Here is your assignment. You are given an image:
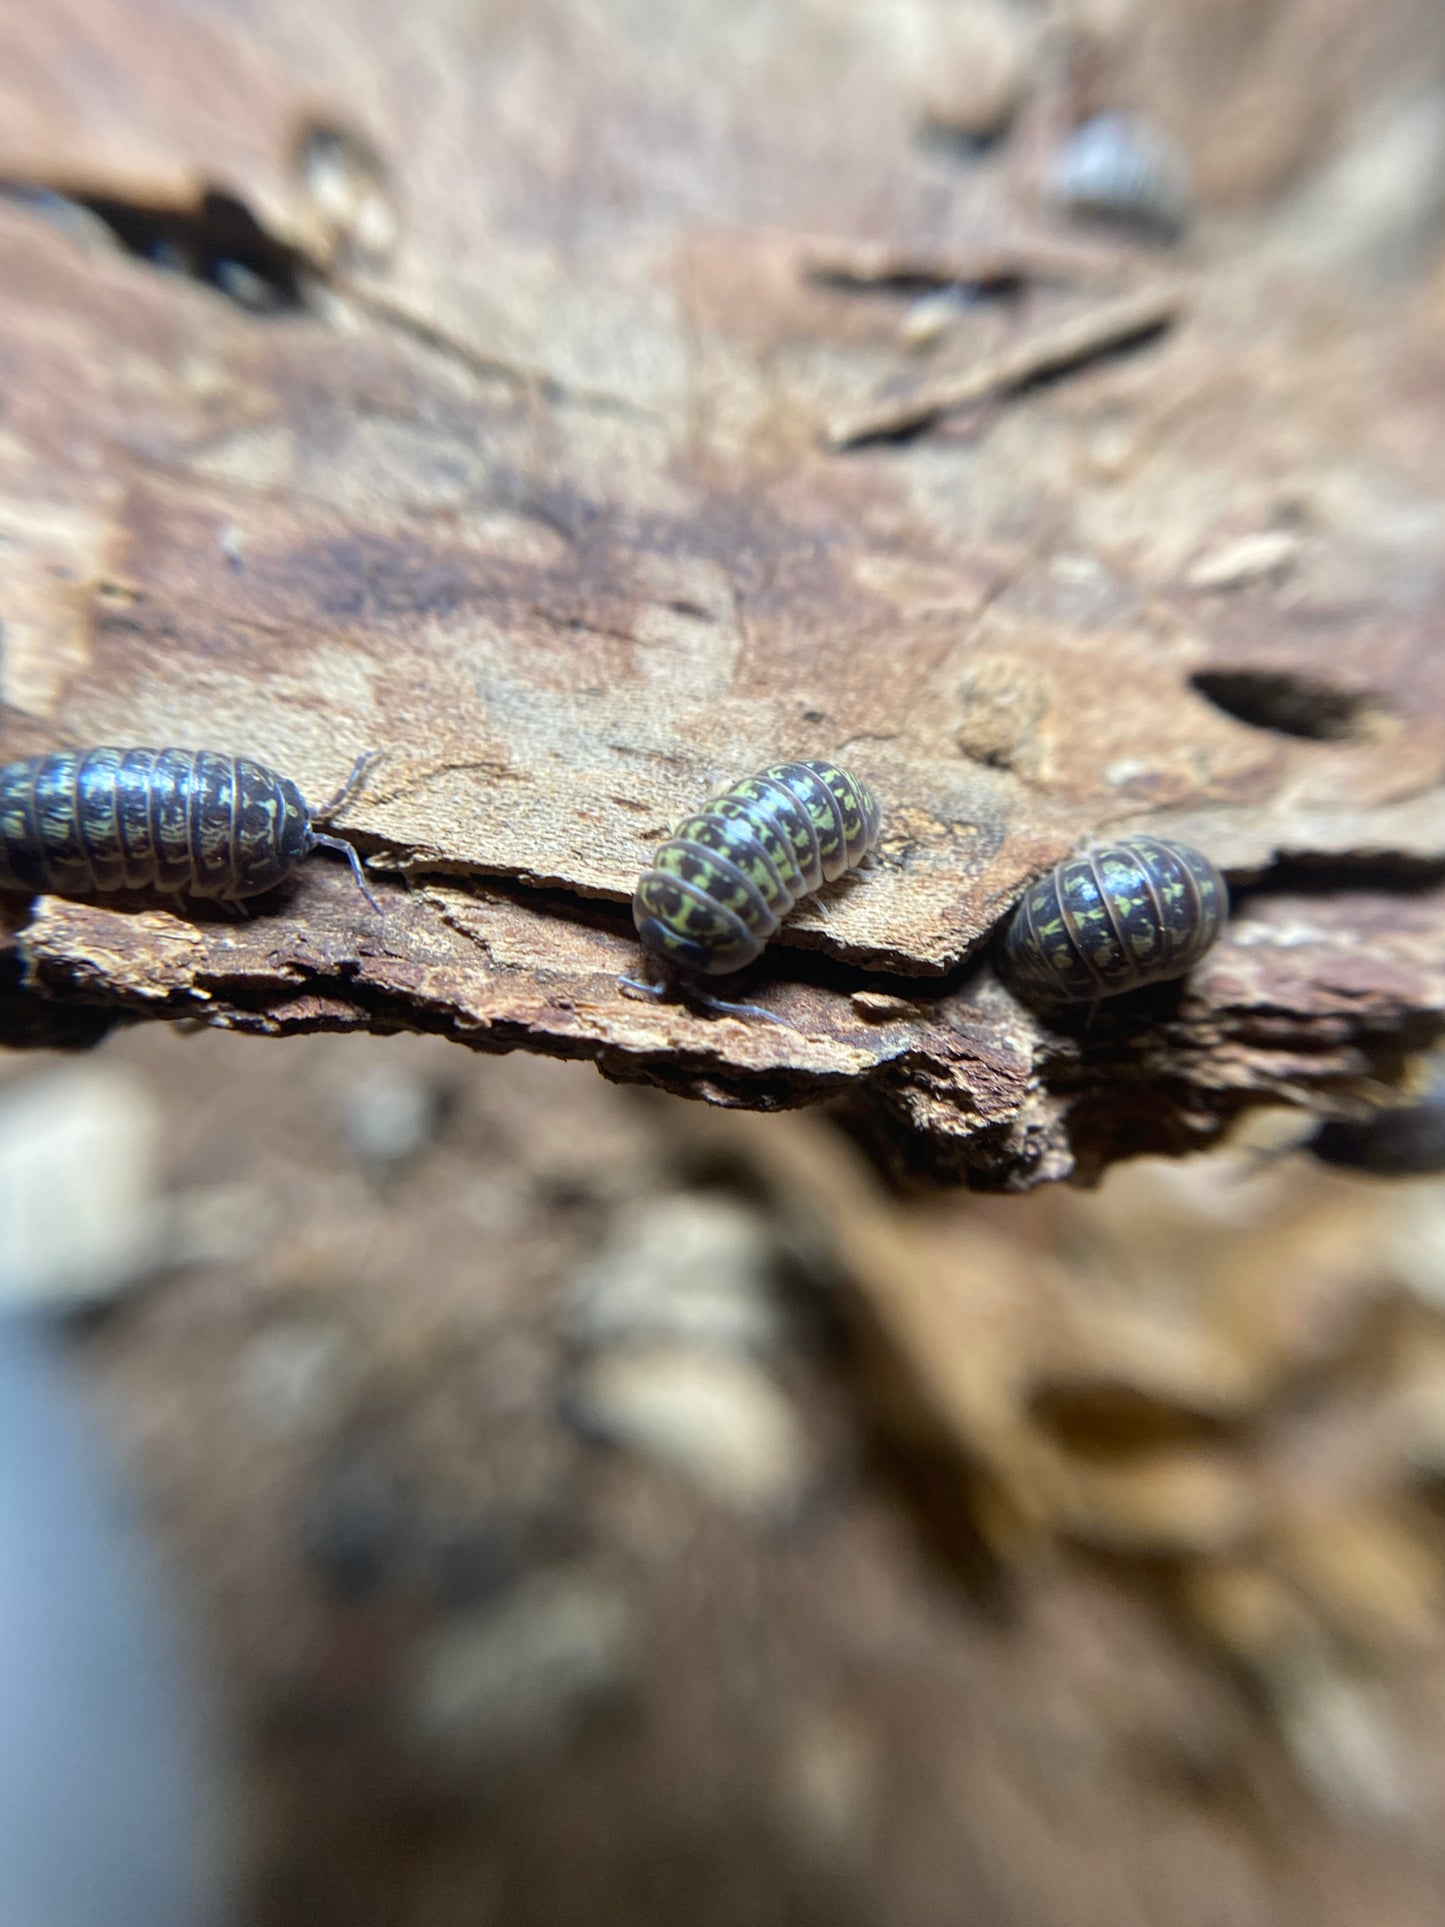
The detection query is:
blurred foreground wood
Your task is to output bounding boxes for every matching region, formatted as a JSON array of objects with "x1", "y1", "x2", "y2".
[{"x1": 1, "y1": 0, "x2": 1443, "y2": 1185}]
